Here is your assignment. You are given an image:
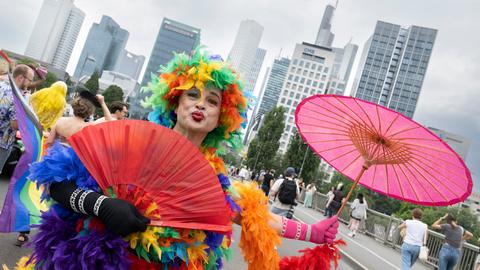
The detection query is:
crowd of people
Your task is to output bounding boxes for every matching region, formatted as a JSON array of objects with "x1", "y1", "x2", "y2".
[{"x1": 230, "y1": 165, "x2": 480, "y2": 270}]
